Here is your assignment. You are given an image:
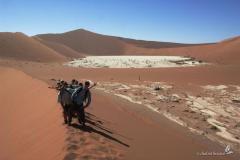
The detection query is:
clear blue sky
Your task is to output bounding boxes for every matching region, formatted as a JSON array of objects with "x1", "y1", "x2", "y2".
[{"x1": 0, "y1": 0, "x2": 239, "y2": 43}]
